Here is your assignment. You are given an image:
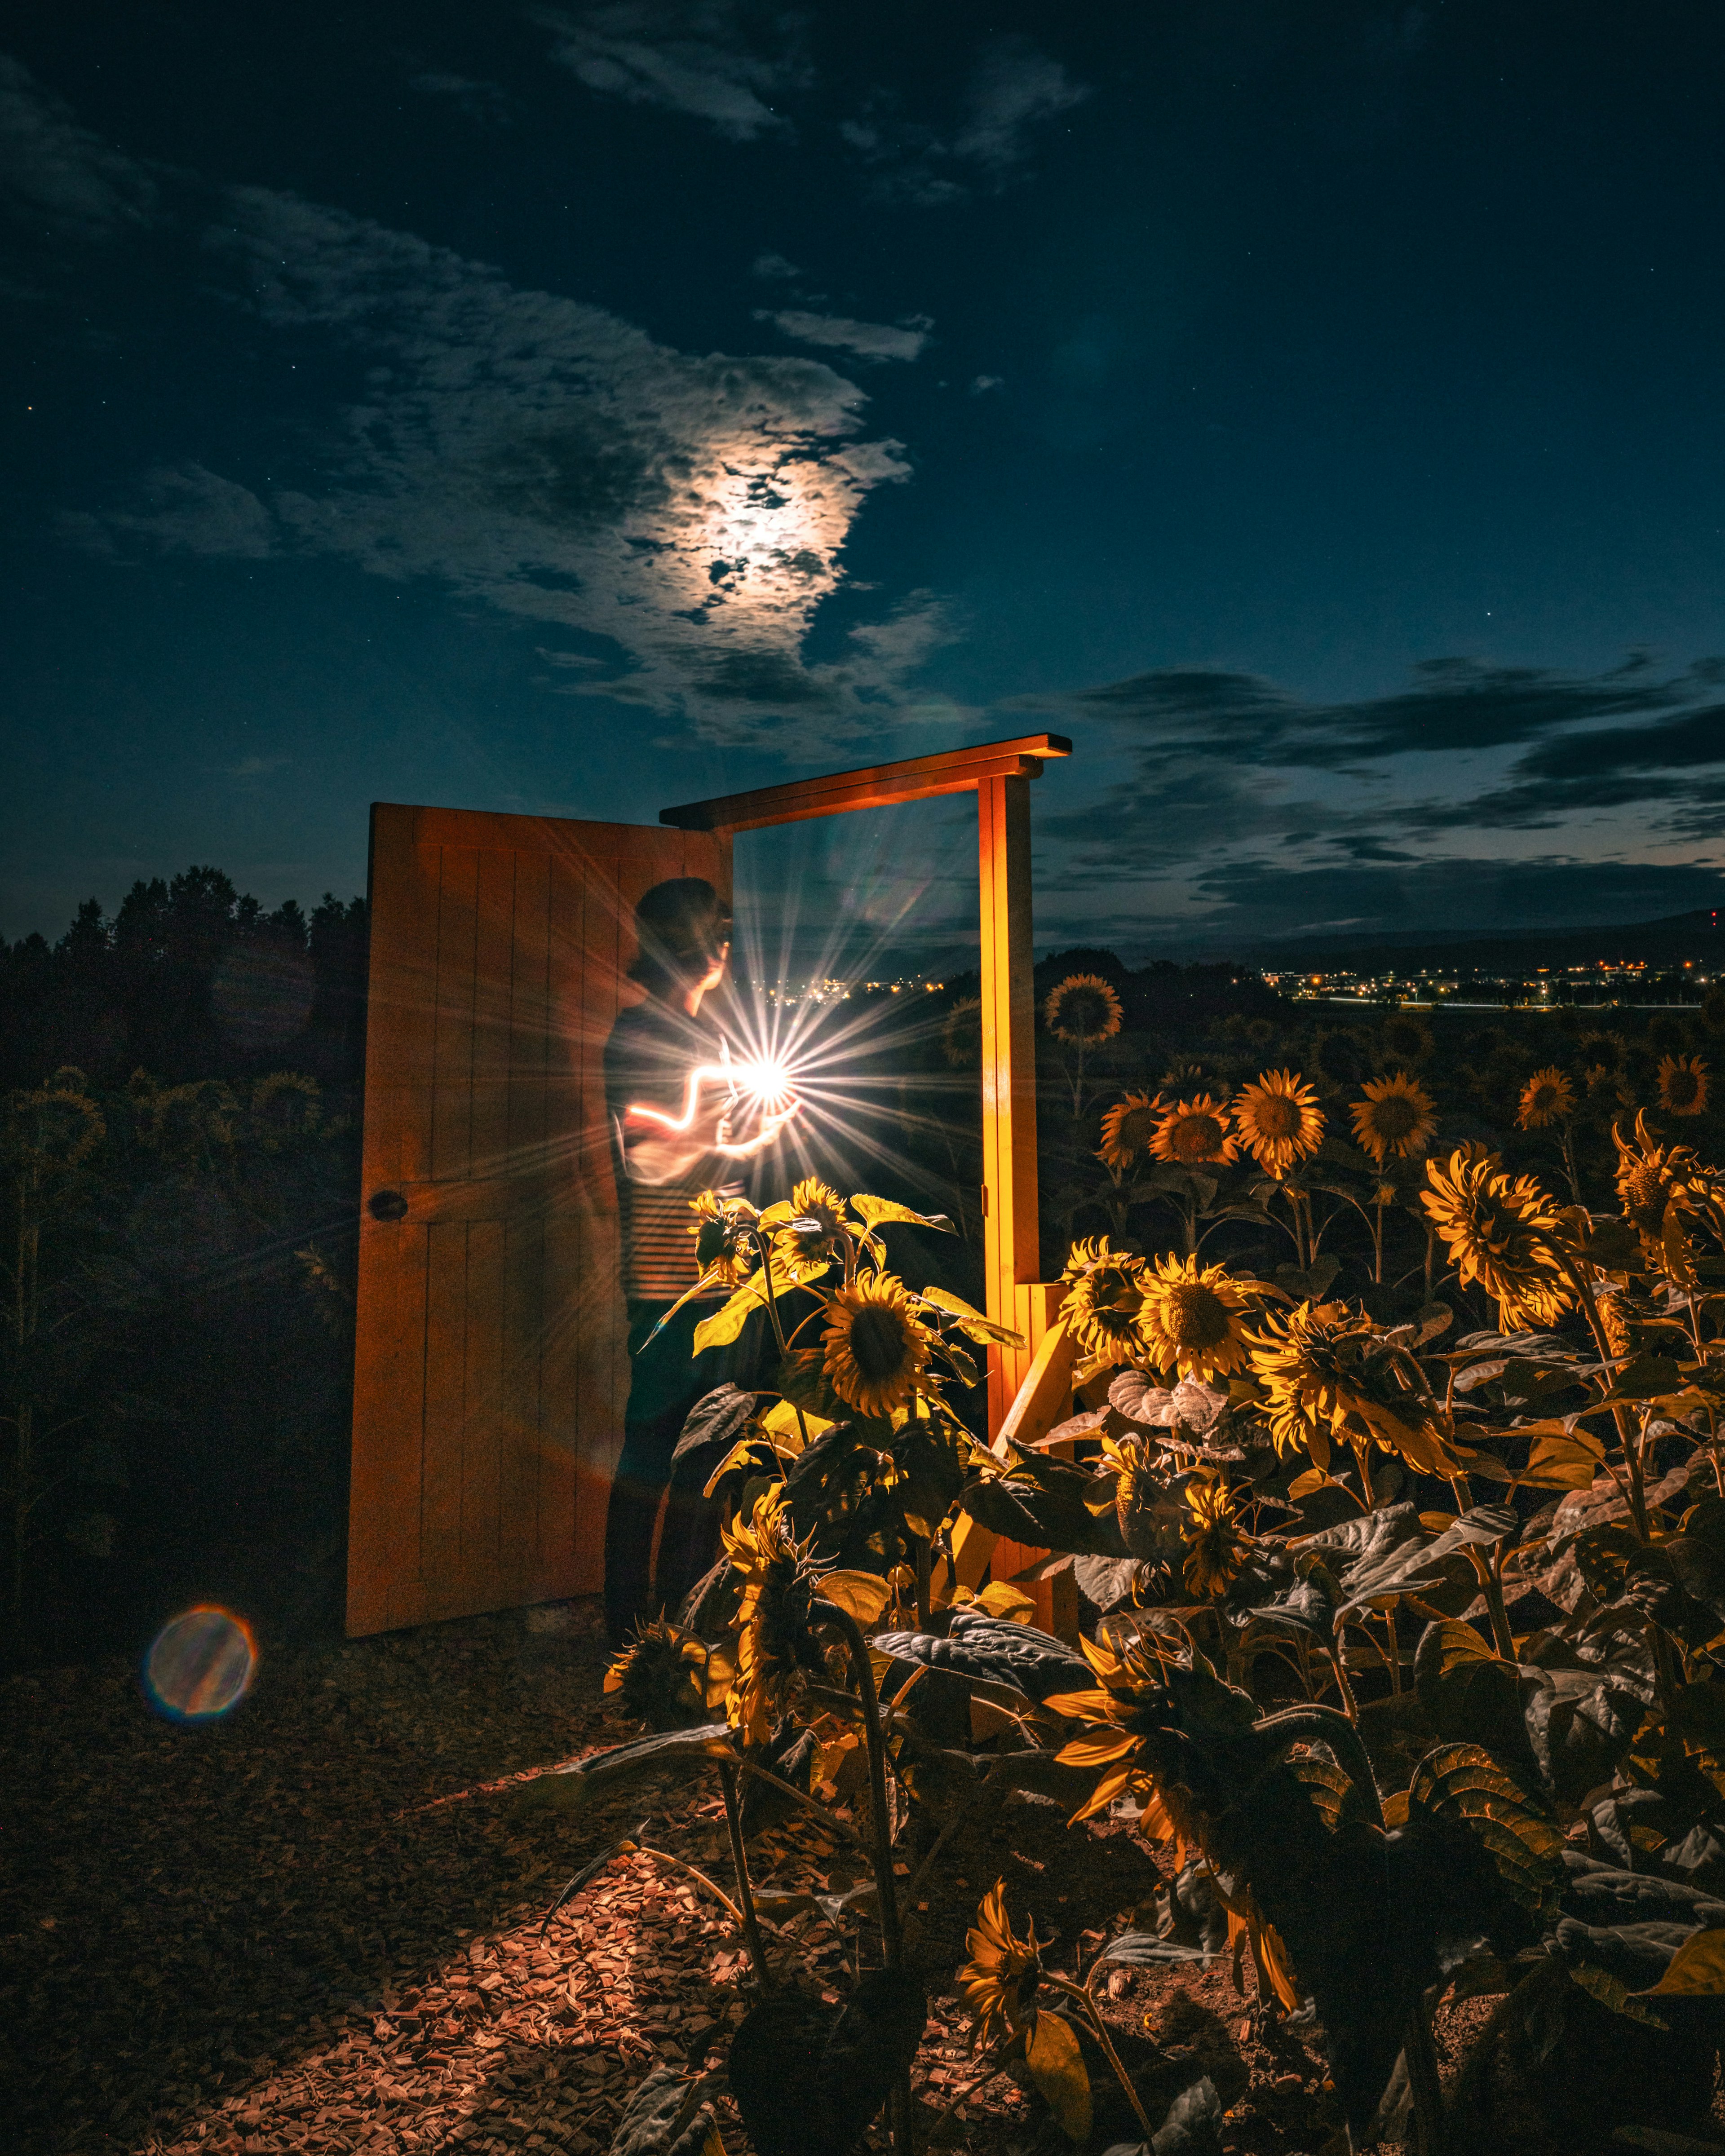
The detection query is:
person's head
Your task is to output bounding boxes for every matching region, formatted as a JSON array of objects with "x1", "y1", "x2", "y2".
[{"x1": 628, "y1": 878, "x2": 732, "y2": 1004}]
